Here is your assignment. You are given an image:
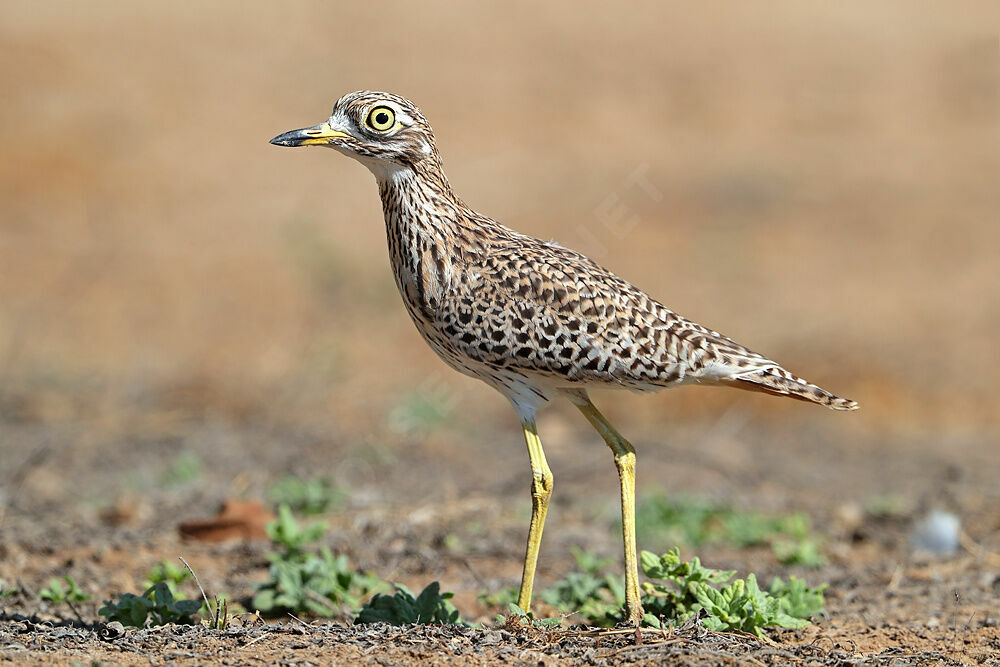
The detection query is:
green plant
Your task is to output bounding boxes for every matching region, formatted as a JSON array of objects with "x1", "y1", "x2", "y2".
[
  {"x1": 539, "y1": 547, "x2": 624, "y2": 626},
  {"x1": 267, "y1": 504, "x2": 328, "y2": 554},
  {"x1": 494, "y1": 603, "x2": 562, "y2": 629},
  {"x1": 477, "y1": 585, "x2": 519, "y2": 609},
  {"x1": 639, "y1": 549, "x2": 826, "y2": 637},
  {"x1": 252, "y1": 505, "x2": 383, "y2": 617},
  {"x1": 144, "y1": 560, "x2": 191, "y2": 596},
  {"x1": 771, "y1": 536, "x2": 826, "y2": 567},
  {"x1": 691, "y1": 574, "x2": 808, "y2": 636},
  {"x1": 767, "y1": 576, "x2": 827, "y2": 619},
  {"x1": 202, "y1": 594, "x2": 231, "y2": 631},
  {"x1": 355, "y1": 582, "x2": 466, "y2": 626},
  {"x1": 0, "y1": 579, "x2": 17, "y2": 602},
  {"x1": 637, "y1": 549, "x2": 734, "y2": 626},
  {"x1": 268, "y1": 475, "x2": 346, "y2": 515},
  {"x1": 252, "y1": 549, "x2": 380, "y2": 617},
  {"x1": 634, "y1": 495, "x2": 826, "y2": 566},
  {"x1": 159, "y1": 451, "x2": 201, "y2": 487},
  {"x1": 99, "y1": 582, "x2": 201, "y2": 627},
  {"x1": 636, "y1": 496, "x2": 725, "y2": 547},
  {"x1": 40, "y1": 576, "x2": 90, "y2": 605},
  {"x1": 170, "y1": 556, "x2": 238, "y2": 631}
]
